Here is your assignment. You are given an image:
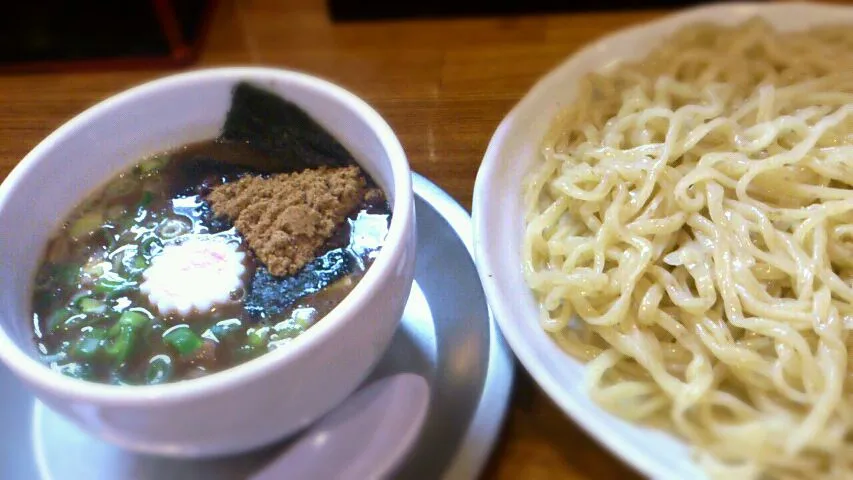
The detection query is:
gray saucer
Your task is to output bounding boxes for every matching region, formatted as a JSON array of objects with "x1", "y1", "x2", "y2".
[{"x1": 0, "y1": 173, "x2": 514, "y2": 480}]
